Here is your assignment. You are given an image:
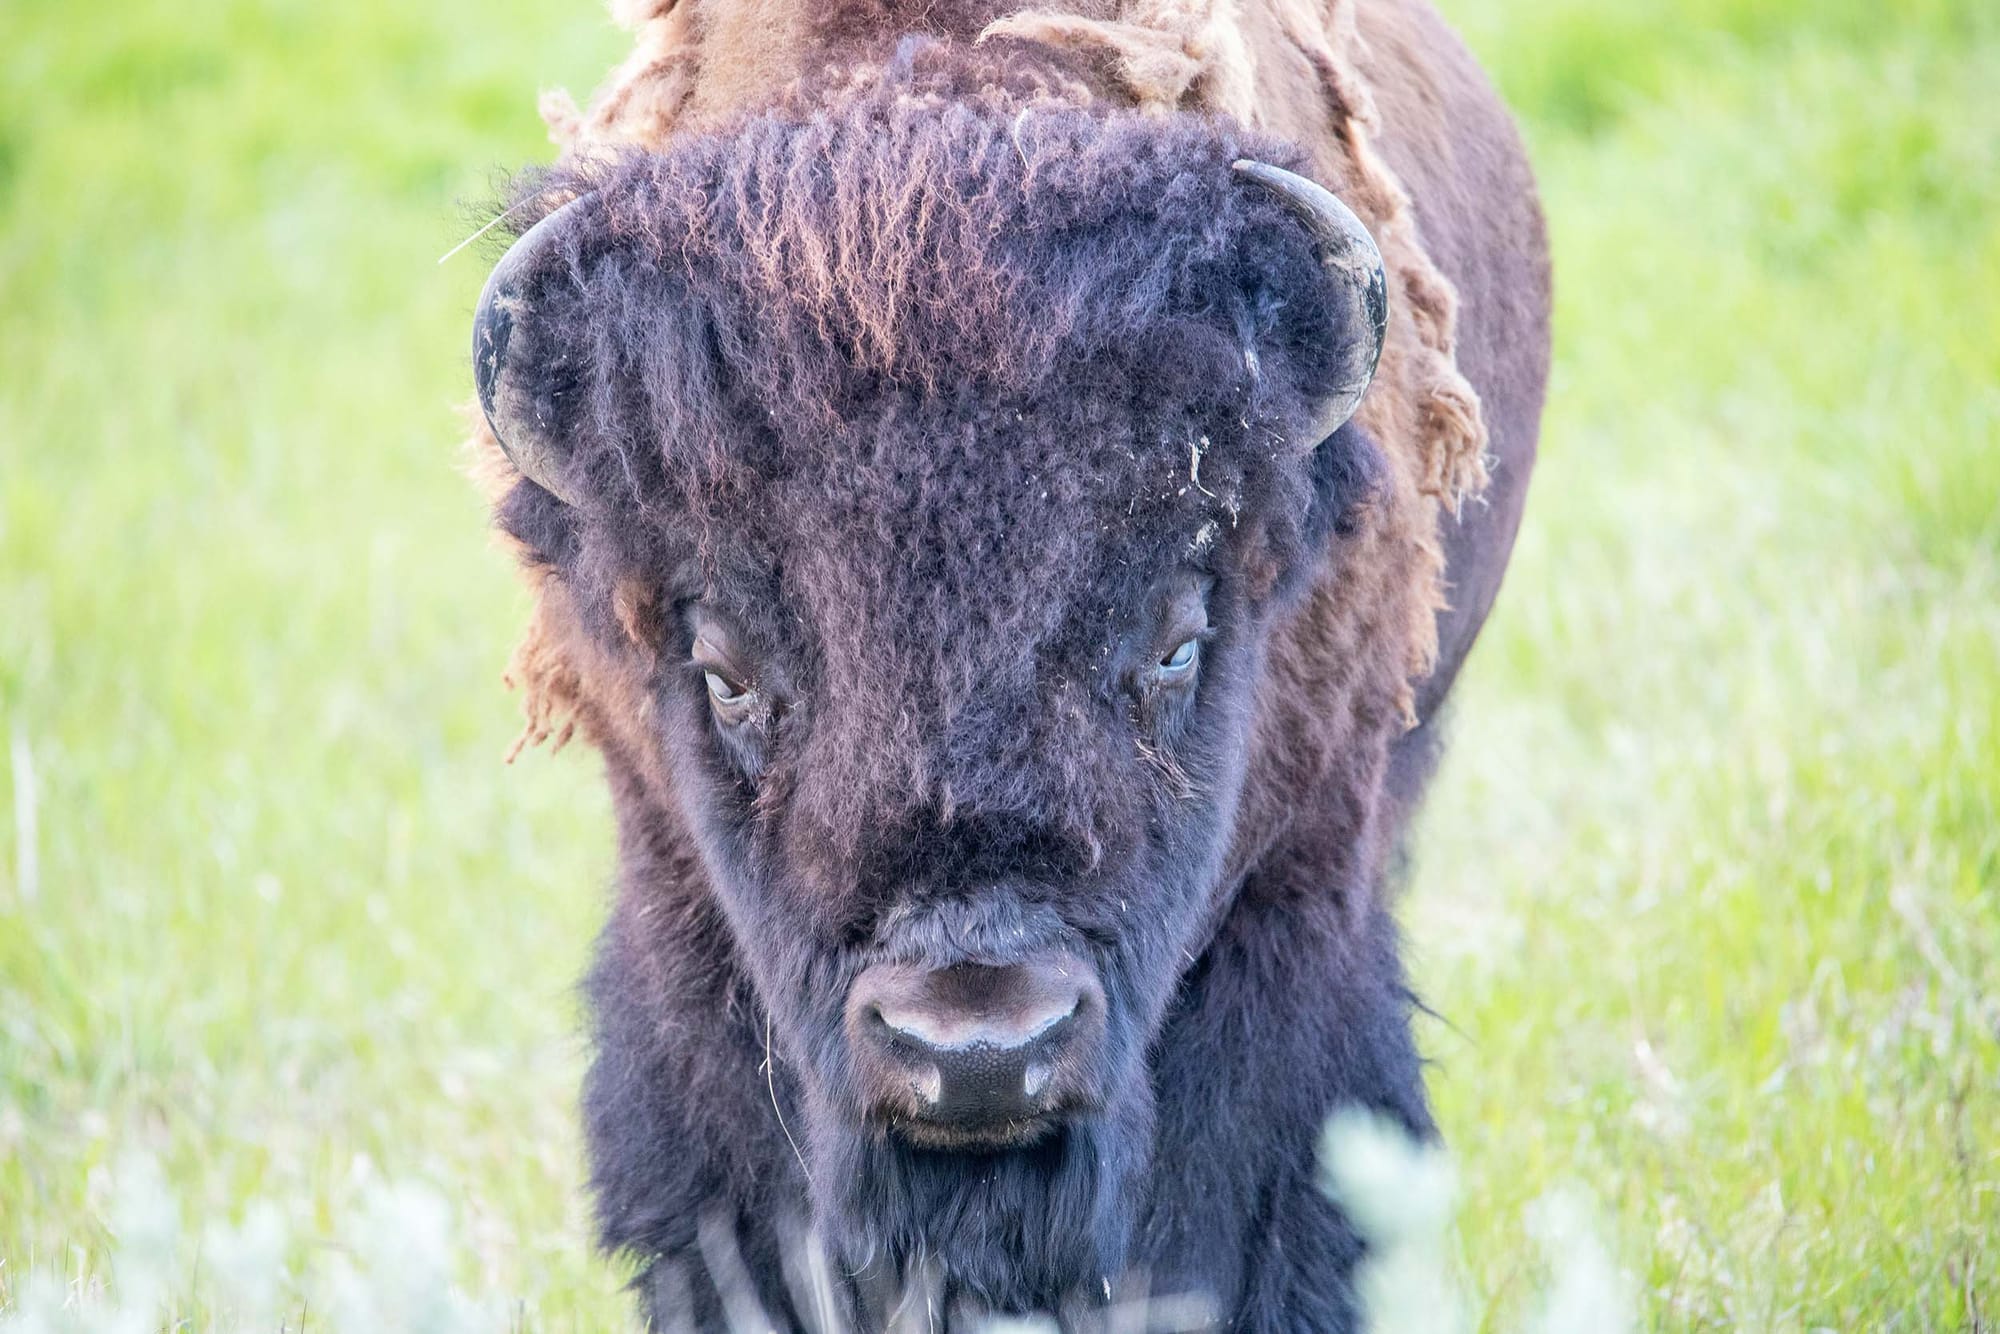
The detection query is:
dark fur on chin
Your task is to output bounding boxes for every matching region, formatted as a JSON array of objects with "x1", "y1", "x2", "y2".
[{"x1": 818, "y1": 1106, "x2": 1150, "y2": 1311}]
